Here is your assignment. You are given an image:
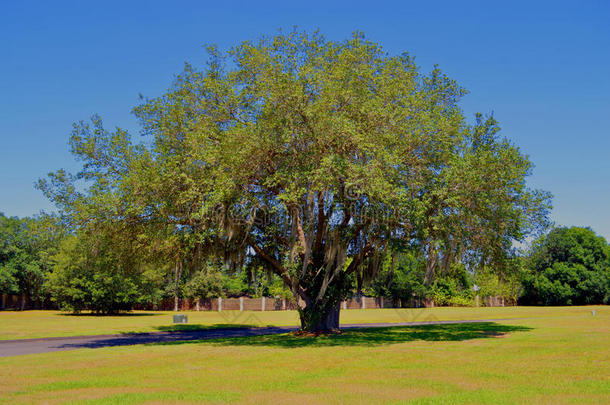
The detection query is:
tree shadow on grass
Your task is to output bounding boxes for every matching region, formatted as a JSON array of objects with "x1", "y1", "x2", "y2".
[
  {"x1": 116, "y1": 323, "x2": 263, "y2": 336},
  {"x1": 153, "y1": 322, "x2": 532, "y2": 348},
  {"x1": 153, "y1": 324, "x2": 262, "y2": 332}
]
